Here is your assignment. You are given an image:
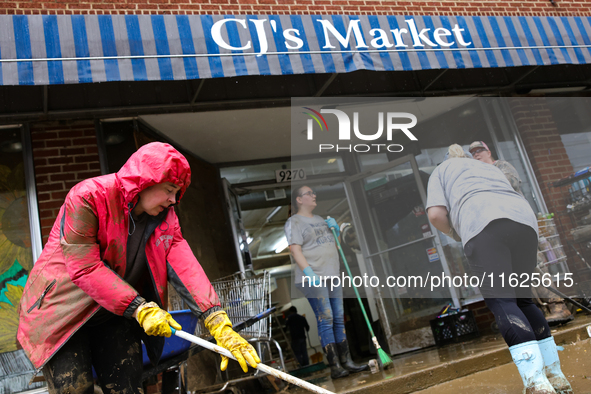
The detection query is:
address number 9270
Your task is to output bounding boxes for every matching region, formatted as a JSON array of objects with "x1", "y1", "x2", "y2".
[{"x1": 276, "y1": 169, "x2": 307, "y2": 183}]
